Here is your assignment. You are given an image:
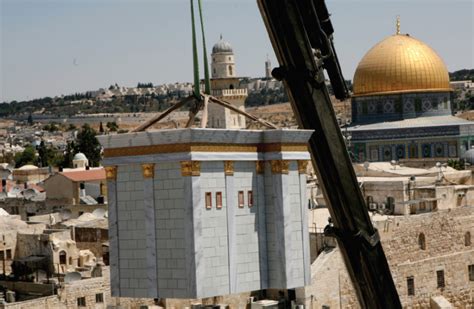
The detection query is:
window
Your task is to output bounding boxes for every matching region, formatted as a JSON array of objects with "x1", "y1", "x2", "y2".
[
  {"x1": 59, "y1": 251, "x2": 67, "y2": 265},
  {"x1": 216, "y1": 192, "x2": 223, "y2": 209},
  {"x1": 248, "y1": 191, "x2": 253, "y2": 207},
  {"x1": 469, "y1": 265, "x2": 474, "y2": 281},
  {"x1": 407, "y1": 276, "x2": 415, "y2": 296},
  {"x1": 6, "y1": 249, "x2": 11, "y2": 260},
  {"x1": 77, "y1": 297, "x2": 86, "y2": 307},
  {"x1": 418, "y1": 233, "x2": 426, "y2": 250},
  {"x1": 96, "y1": 293, "x2": 104, "y2": 303},
  {"x1": 465, "y1": 232, "x2": 471, "y2": 246},
  {"x1": 436, "y1": 270, "x2": 445, "y2": 288},
  {"x1": 0, "y1": 251, "x2": 4, "y2": 260},
  {"x1": 238, "y1": 191, "x2": 244, "y2": 208},
  {"x1": 228, "y1": 65, "x2": 233, "y2": 76},
  {"x1": 205, "y1": 192, "x2": 212, "y2": 209}
]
